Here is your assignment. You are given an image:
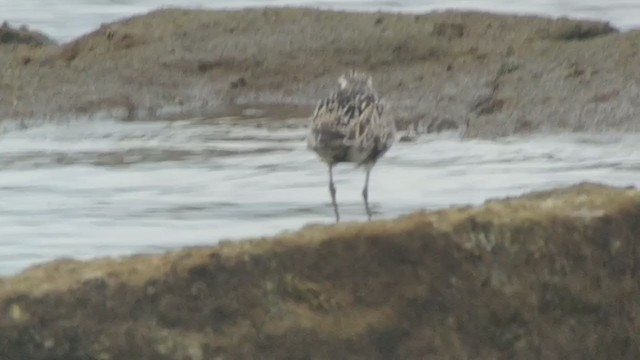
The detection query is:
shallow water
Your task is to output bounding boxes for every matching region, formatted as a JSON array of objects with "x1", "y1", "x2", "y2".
[
  {"x1": 2, "y1": 0, "x2": 639, "y2": 42},
  {"x1": 1, "y1": 109, "x2": 639, "y2": 275}
]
